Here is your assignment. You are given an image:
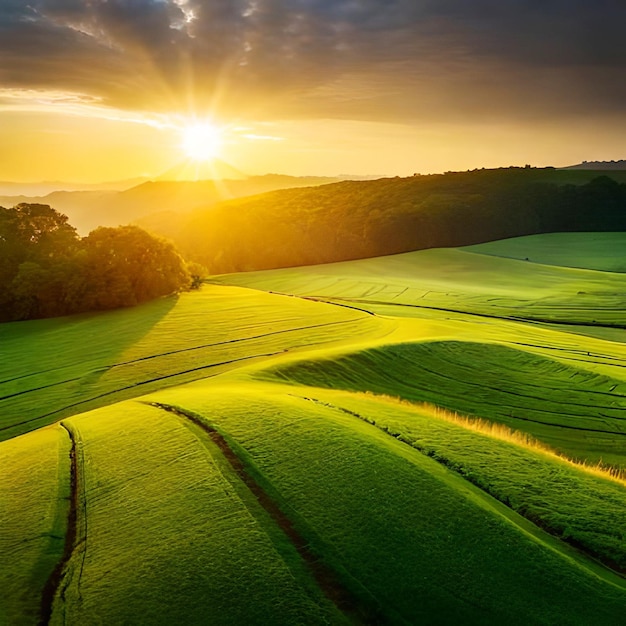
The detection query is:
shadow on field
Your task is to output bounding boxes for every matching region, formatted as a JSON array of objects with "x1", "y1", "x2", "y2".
[{"x1": 0, "y1": 295, "x2": 180, "y2": 440}]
